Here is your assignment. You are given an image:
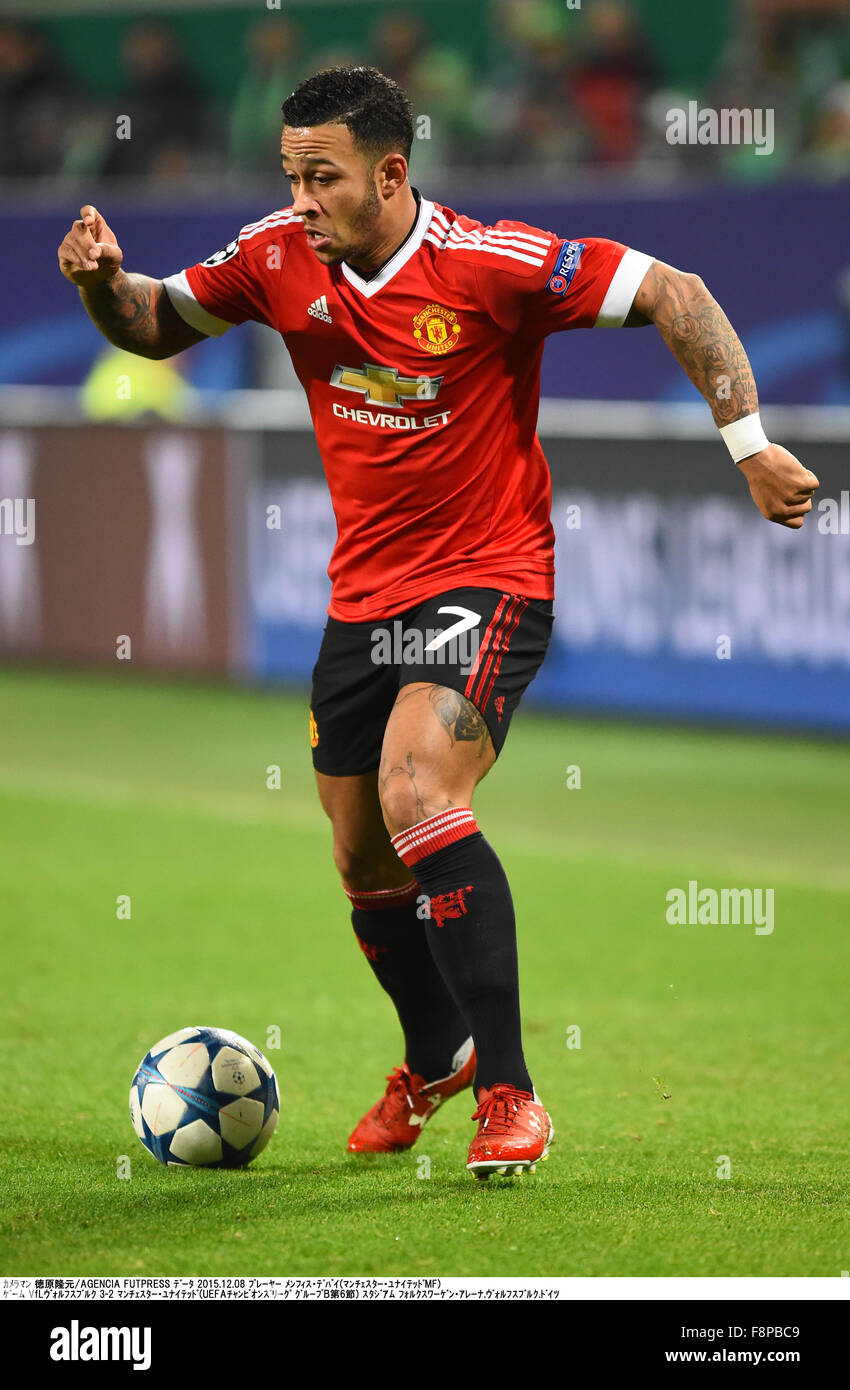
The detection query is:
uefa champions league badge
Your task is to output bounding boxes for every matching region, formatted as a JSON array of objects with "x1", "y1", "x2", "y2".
[
  {"x1": 547, "y1": 240, "x2": 586, "y2": 296},
  {"x1": 201, "y1": 239, "x2": 239, "y2": 267}
]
